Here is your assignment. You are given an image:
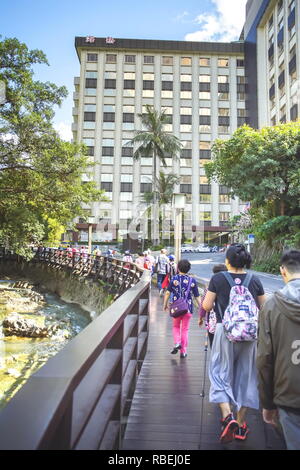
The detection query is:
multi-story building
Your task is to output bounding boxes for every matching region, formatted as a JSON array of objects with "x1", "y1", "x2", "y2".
[
  {"x1": 72, "y1": 0, "x2": 299, "y2": 245},
  {"x1": 72, "y1": 37, "x2": 246, "y2": 244},
  {"x1": 244, "y1": 0, "x2": 299, "y2": 127}
]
